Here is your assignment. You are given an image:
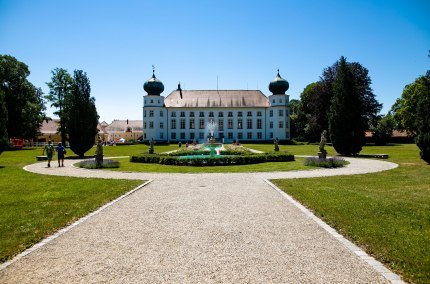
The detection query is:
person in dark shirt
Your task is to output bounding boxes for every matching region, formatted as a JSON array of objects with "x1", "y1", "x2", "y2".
[{"x1": 55, "y1": 142, "x2": 66, "y2": 167}]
